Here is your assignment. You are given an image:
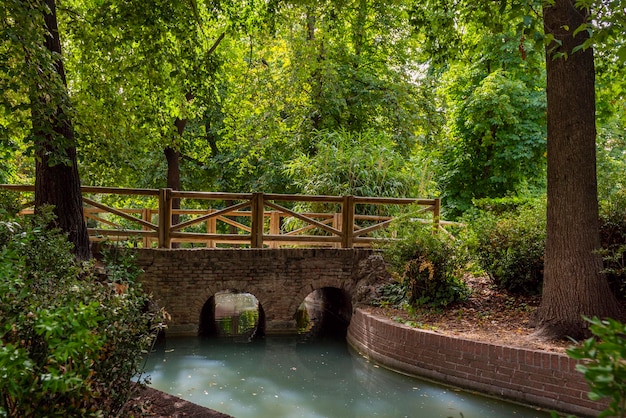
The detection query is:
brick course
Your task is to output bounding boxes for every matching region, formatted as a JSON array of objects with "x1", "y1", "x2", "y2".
[{"x1": 347, "y1": 308, "x2": 607, "y2": 417}]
